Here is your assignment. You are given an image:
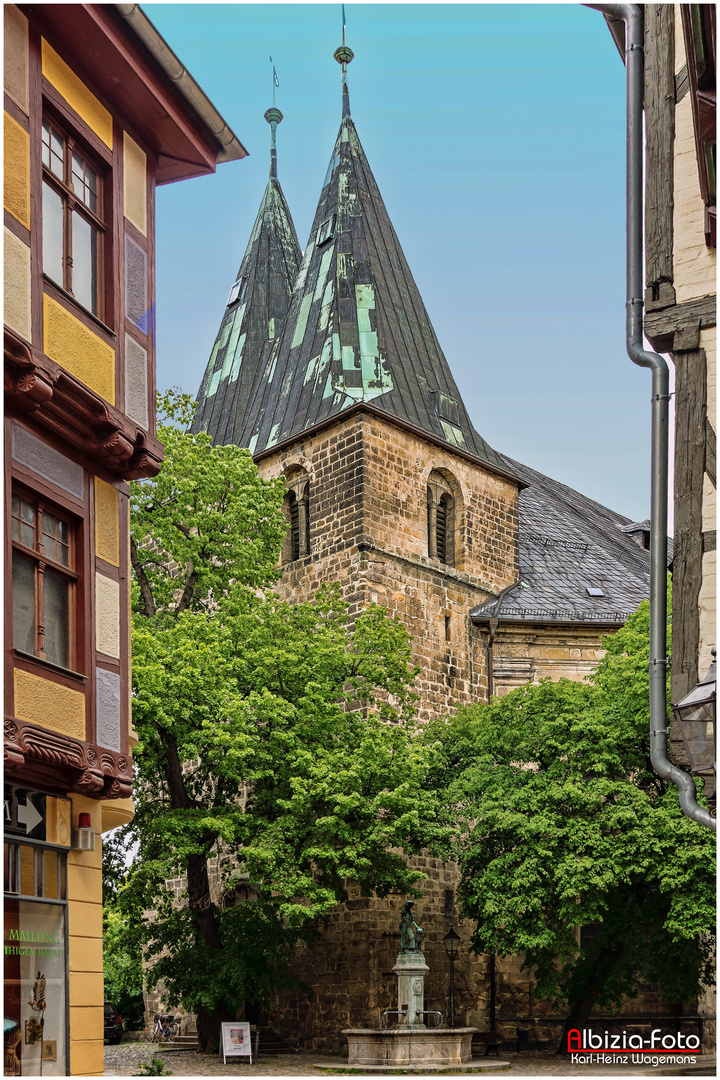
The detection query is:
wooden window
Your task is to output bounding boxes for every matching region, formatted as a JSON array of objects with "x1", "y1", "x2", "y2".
[
  {"x1": 11, "y1": 492, "x2": 77, "y2": 670},
  {"x1": 42, "y1": 116, "x2": 105, "y2": 316}
]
